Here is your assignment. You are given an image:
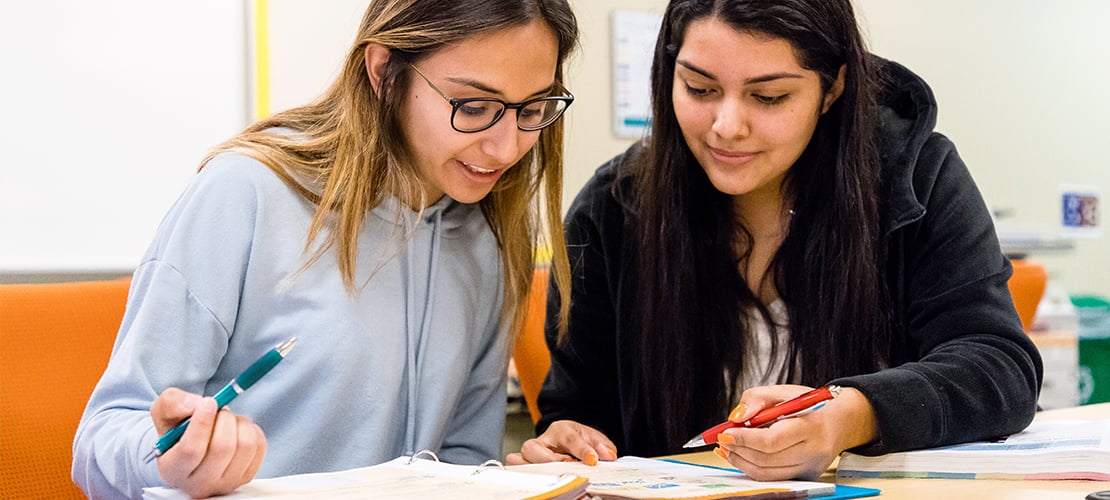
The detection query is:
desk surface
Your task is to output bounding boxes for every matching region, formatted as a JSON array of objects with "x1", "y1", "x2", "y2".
[{"x1": 663, "y1": 403, "x2": 1110, "y2": 499}]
